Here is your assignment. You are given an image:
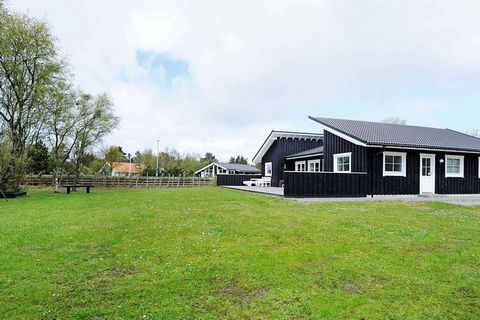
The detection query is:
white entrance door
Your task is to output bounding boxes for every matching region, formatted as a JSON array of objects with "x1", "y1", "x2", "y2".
[{"x1": 420, "y1": 154, "x2": 435, "y2": 194}]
